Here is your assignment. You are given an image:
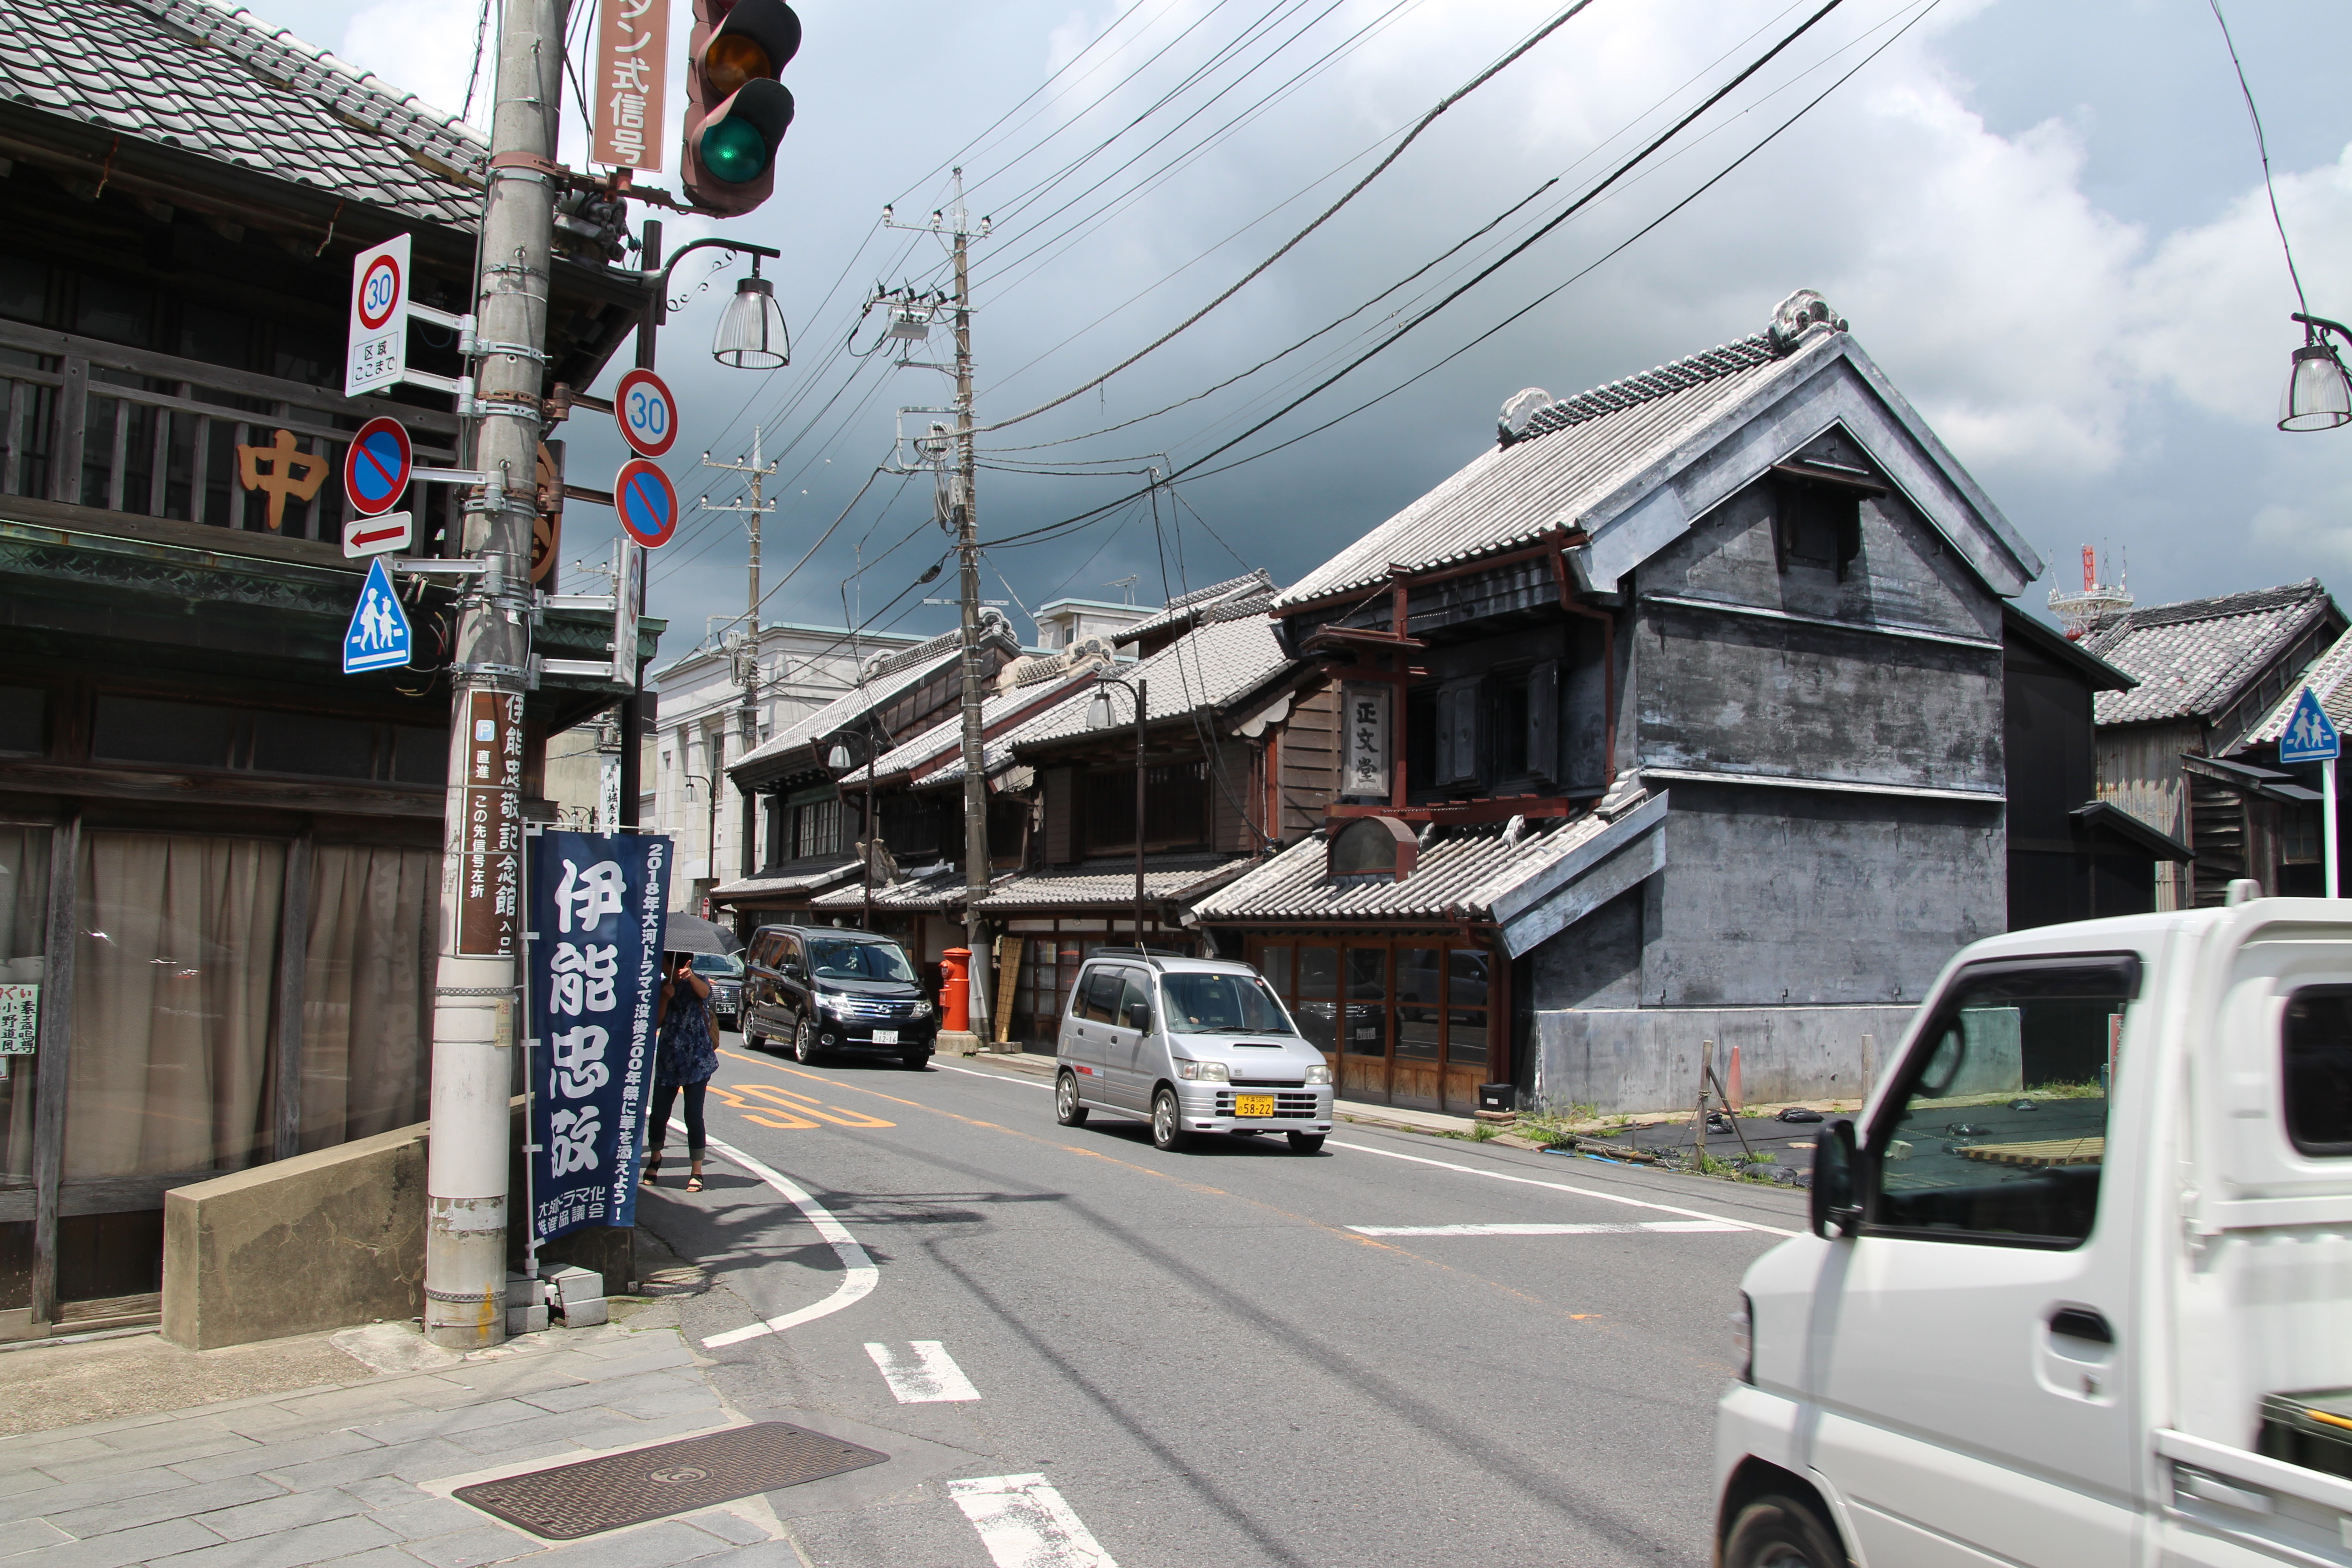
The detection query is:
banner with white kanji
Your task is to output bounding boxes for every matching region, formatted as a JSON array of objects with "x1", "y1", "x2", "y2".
[{"x1": 525, "y1": 830, "x2": 671, "y2": 1242}]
